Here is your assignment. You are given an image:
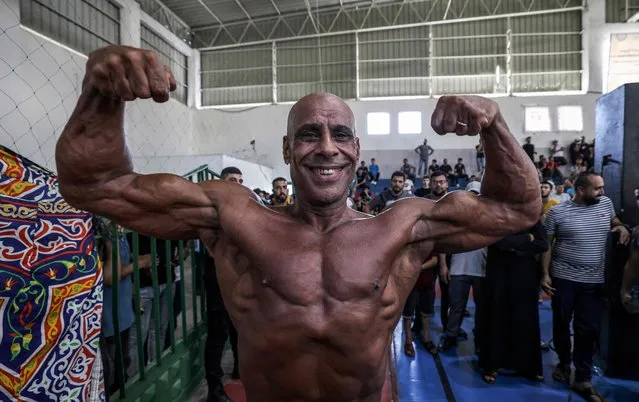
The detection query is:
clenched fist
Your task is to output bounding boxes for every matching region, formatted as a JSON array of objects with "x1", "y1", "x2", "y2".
[
  {"x1": 431, "y1": 96, "x2": 500, "y2": 136},
  {"x1": 84, "y1": 45, "x2": 177, "y2": 102}
]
